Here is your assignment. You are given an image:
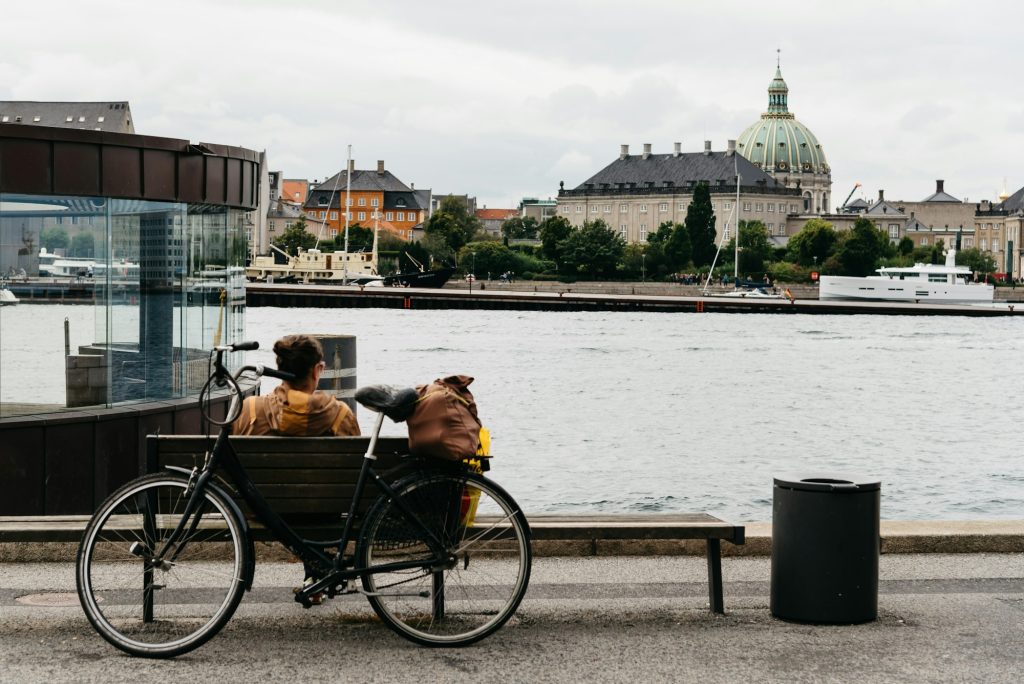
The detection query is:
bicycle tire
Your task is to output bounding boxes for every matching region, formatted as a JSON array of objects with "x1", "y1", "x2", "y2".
[
  {"x1": 76, "y1": 473, "x2": 250, "y2": 658},
  {"x1": 356, "y1": 470, "x2": 532, "y2": 646}
]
